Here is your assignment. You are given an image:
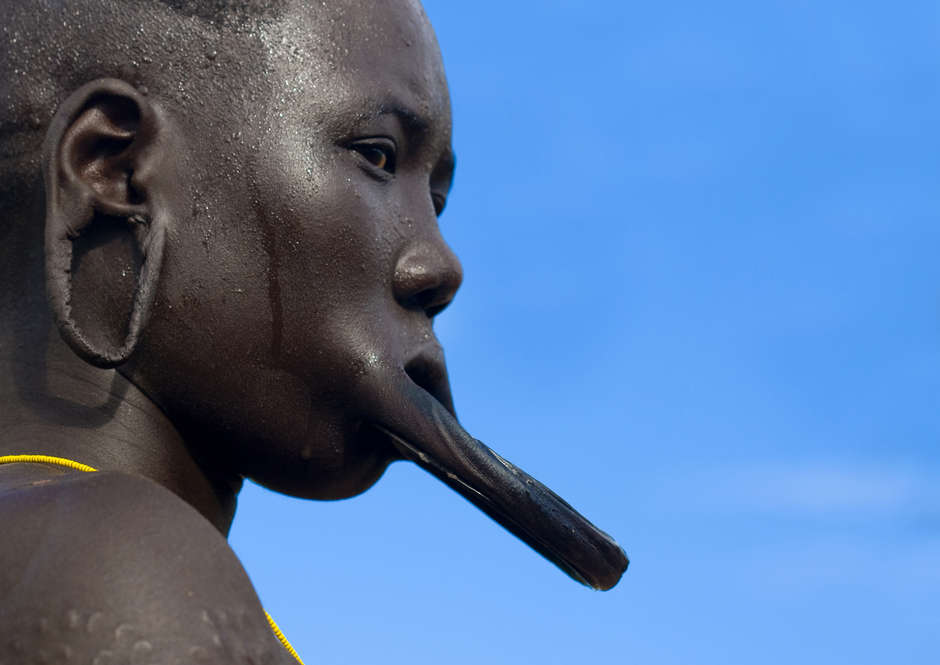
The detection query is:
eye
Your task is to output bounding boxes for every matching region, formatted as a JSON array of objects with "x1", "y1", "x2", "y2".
[{"x1": 350, "y1": 138, "x2": 397, "y2": 175}]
